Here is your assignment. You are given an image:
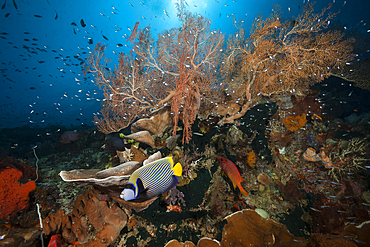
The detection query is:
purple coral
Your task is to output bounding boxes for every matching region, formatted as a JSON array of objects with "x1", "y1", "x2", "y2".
[{"x1": 165, "y1": 187, "x2": 186, "y2": 206}]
